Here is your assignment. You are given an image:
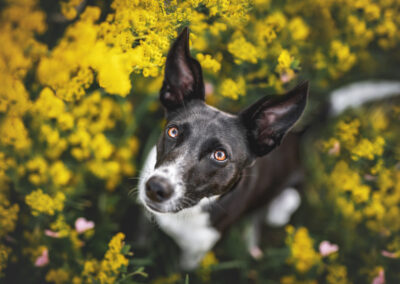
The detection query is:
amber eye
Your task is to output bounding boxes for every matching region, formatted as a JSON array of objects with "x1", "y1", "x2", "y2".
[
  {"x1": 213, "y1": 150, "x2": 227, "y2": 162},
  {"x1": 167, "y1": 126, "x2": 179, "y2": 138}
]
